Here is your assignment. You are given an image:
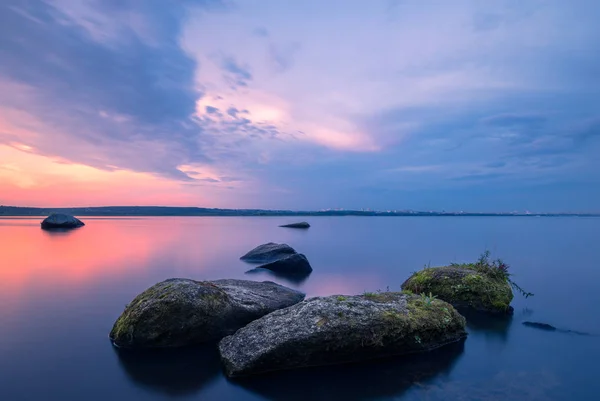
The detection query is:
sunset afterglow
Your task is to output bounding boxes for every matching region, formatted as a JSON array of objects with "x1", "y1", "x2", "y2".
[{"x1": 0, "y1": 1, "x2": 599, "y2": 211}]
